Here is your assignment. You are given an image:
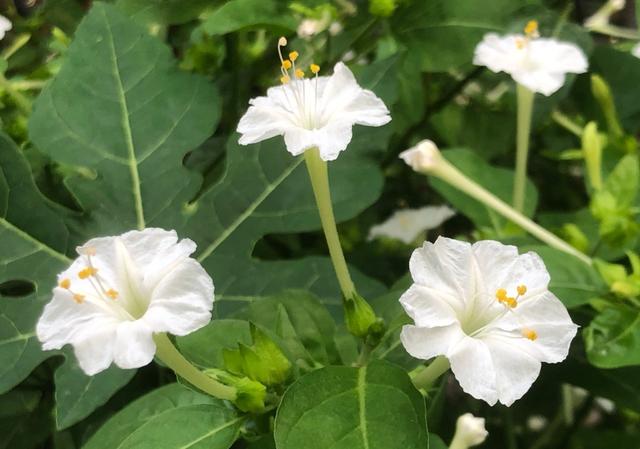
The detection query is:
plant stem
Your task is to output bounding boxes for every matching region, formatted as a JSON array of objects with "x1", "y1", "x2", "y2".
[
  {"x1": 412, "y1": 356, "x2": 450, "y2": 391},
  {"x1": 304, "y1": 148, "x2": 356, "y2": 299},
  {"x1": 153, "y1": 333, "x2": 236, "y2": 401},
  {"x1": 0, "y1": 74, "x2": 31, "y2": 114},
  {"x1": 427, "y1": 152, "x2": 592, "y2": 265},
  {"x1": 551, "y1": 110, "x2": 583, "y2": 137},
  {"x1": 513, "y1": 84, "x2": 535, "y2": 213}
]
